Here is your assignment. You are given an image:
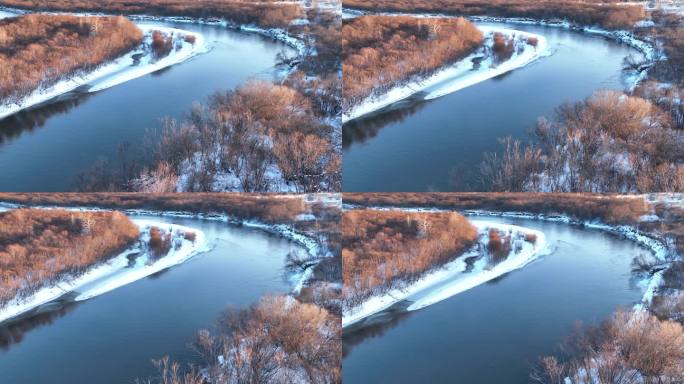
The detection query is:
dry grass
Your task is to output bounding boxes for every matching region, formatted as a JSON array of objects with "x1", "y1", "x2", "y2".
[
  {"x1": 0, "y1": 208, "x2": 139, "y2": 308},
  {"x1": 0, "y1": 193, "x2": 308, "y2": 224},
  {"x1": 0, "y1": 14, "x2": 142, "y2": 106},
  {"x1": 343, "y1": 193, "x2": 650, "y2": 224},
  {"x1": 0, "y1": 0, "x2": 303, "y2": 28},
  {"x1": 342, "y1": 209, "x2": 478, "y2": 308},
  {"x1": 343, "y1": 15, "x2": 483, "y2": 110},
  {"x1": 344, "y1": 0, "x2": 646, "y2": 30}
]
